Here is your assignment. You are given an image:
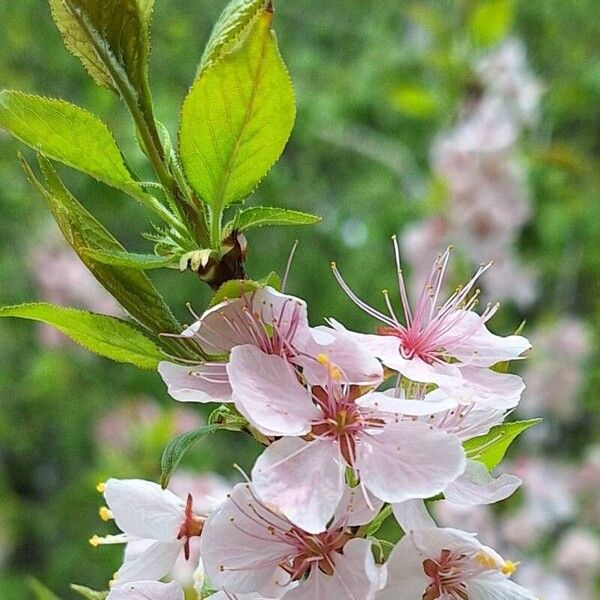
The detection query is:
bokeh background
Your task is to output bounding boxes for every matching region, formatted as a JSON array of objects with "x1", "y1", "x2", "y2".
[{"x1": 1, "y1": 0, "x2": 599, "y2": 598}]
